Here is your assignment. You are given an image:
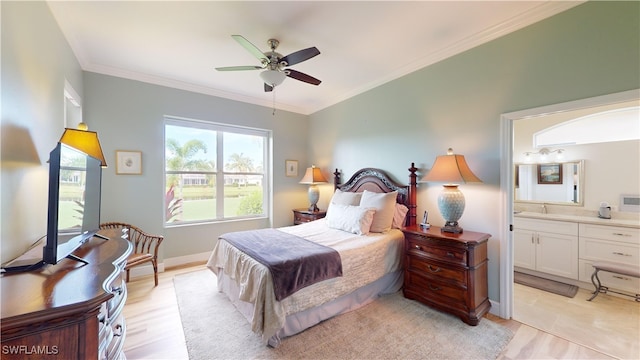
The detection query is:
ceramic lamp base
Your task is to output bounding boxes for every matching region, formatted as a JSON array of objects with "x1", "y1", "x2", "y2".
[
  {"x1": 438, "y1": 184, "x2": 466, "y2": 233},
  {"x1": 307, "y1": 185, "x2": 320, "y2": 212}
]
